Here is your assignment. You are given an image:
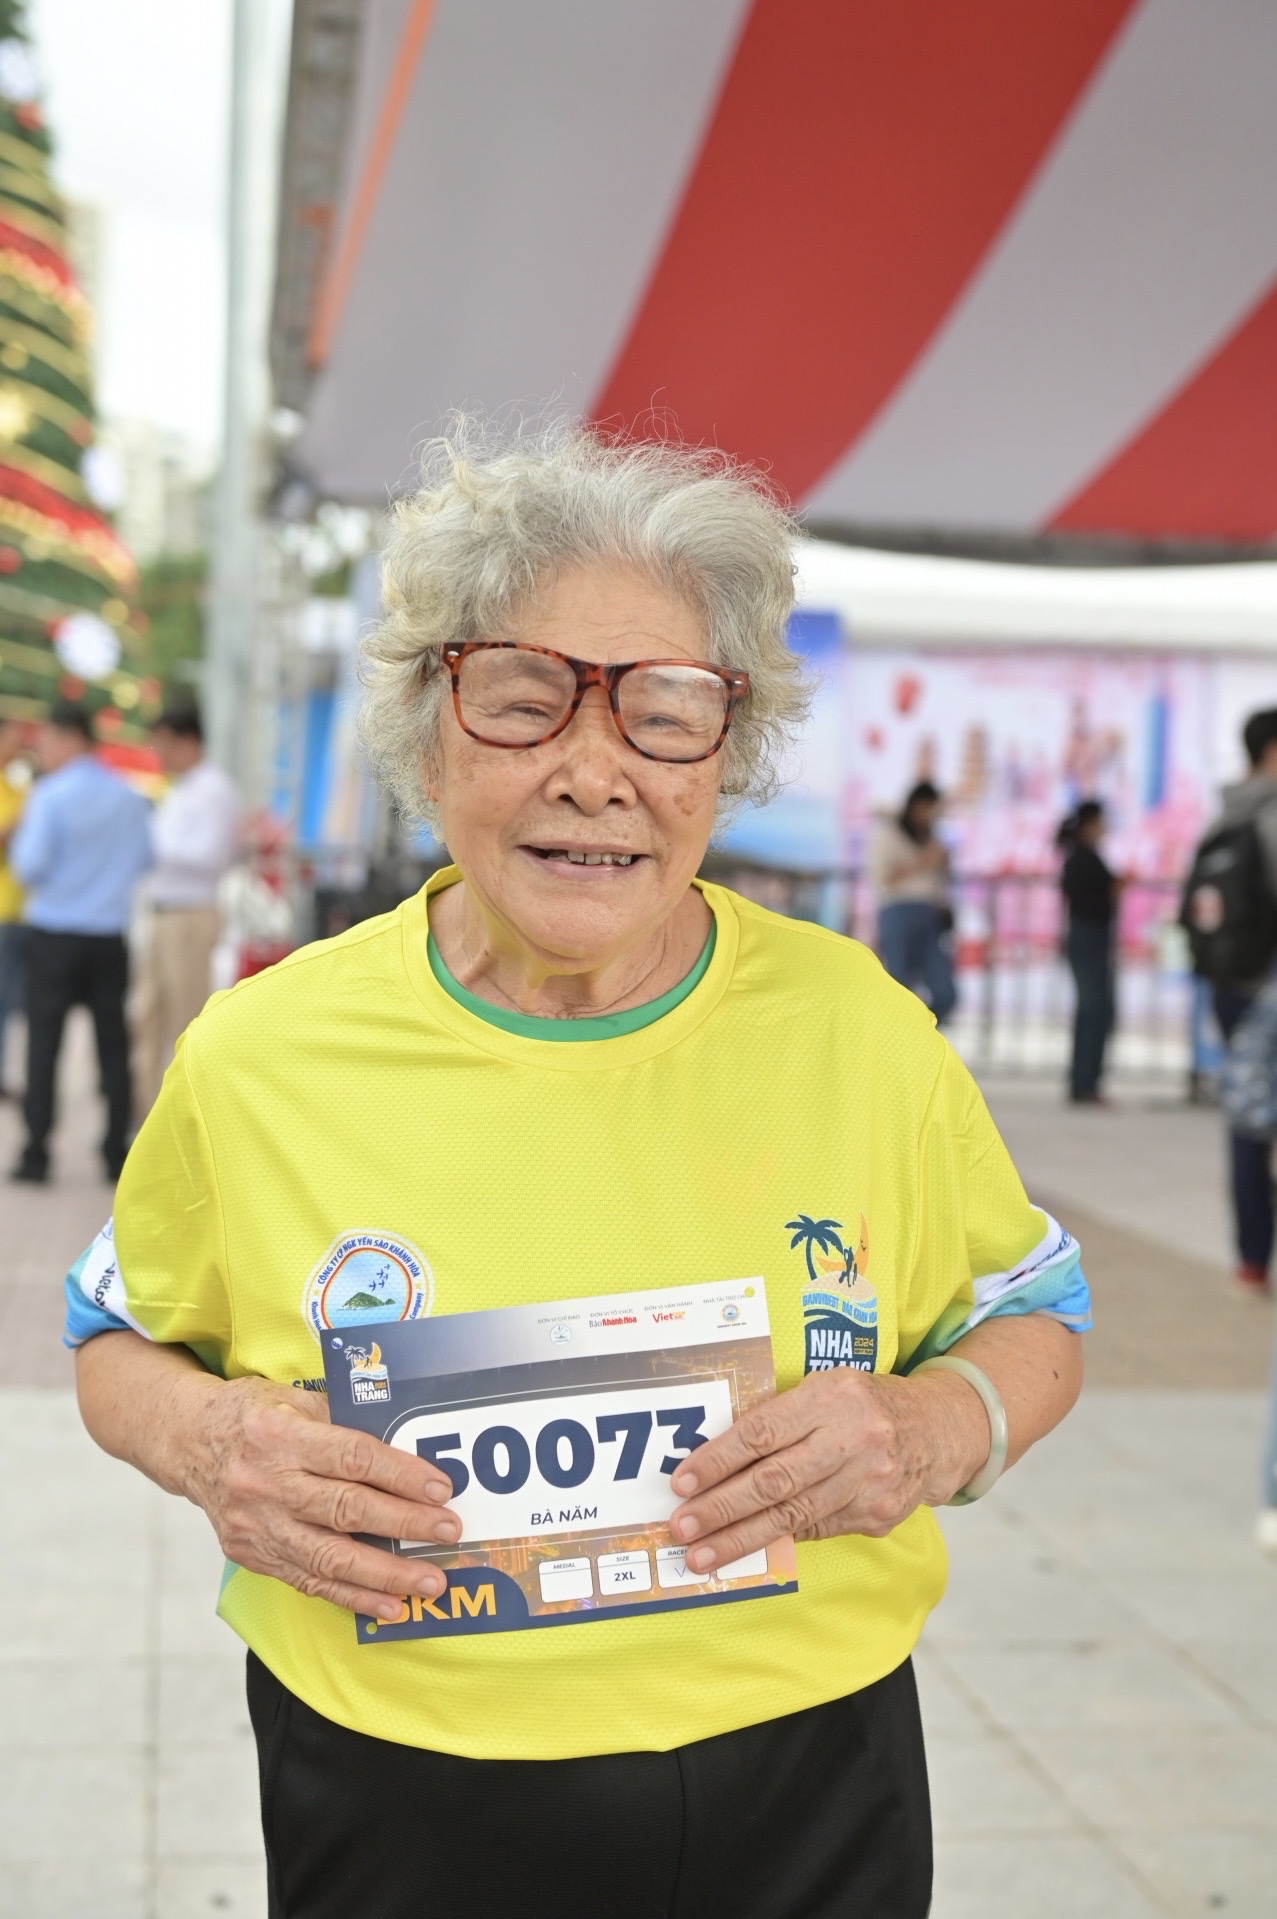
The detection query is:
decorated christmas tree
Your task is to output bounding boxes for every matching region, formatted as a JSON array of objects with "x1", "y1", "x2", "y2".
[{"x1": 0, "y1": 0, "x2": 146, "y2": 726}]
